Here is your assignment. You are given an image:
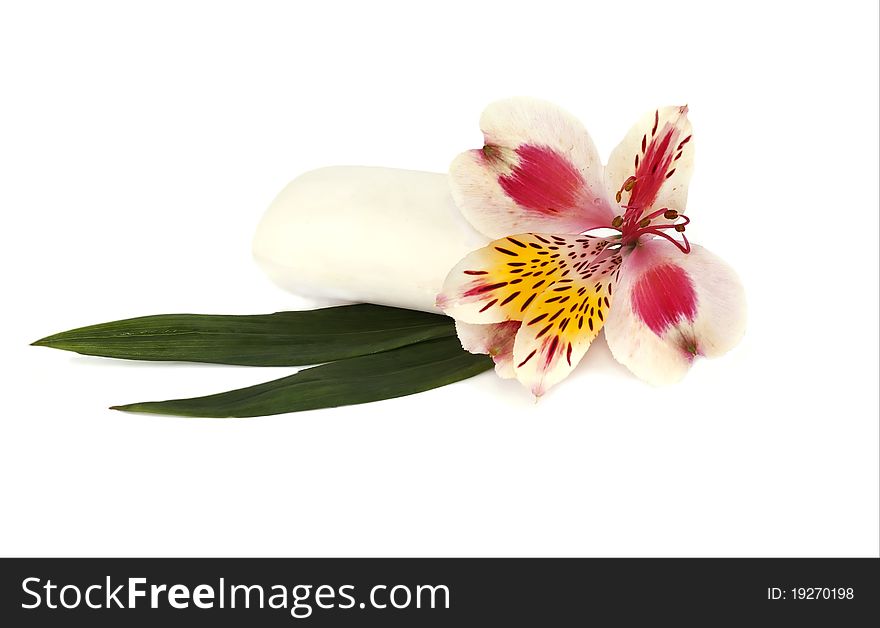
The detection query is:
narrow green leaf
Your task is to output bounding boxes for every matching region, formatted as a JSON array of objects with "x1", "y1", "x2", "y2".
[
  {"x1": 110, "y1": 336, "x2": 492, "y2": 417},
  {"x1": 32, "y1": 304, "x2": 456, "y2": 366}
]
